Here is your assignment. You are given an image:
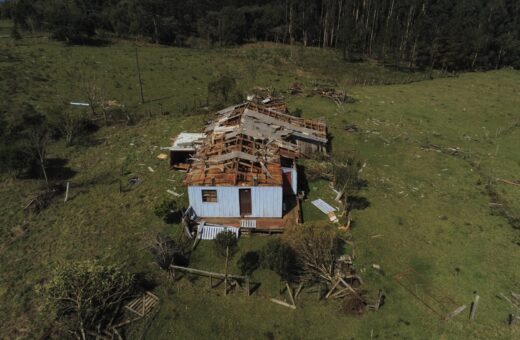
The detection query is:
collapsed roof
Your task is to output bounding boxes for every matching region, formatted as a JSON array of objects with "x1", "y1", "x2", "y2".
[{"x1": 184, "y1": 101, "x2": 327, "y2": 187}]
